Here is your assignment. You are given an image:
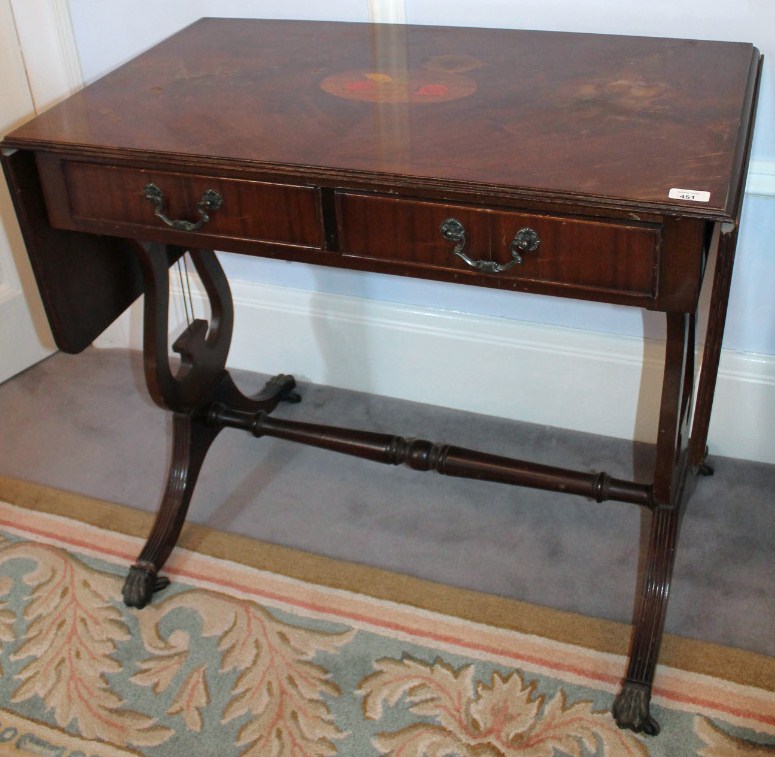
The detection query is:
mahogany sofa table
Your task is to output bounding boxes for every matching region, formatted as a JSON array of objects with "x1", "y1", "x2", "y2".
[{"x1": 1, "y1": 18, "x2": 761, "y2": 735}]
